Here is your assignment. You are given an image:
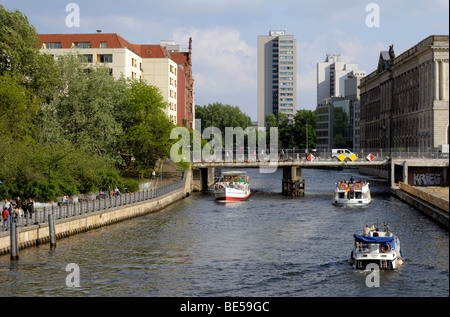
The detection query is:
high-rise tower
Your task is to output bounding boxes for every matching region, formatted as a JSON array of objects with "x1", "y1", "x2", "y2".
[{"x1": 257, "y1": 30, "x2": 297, "y2": 127}]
